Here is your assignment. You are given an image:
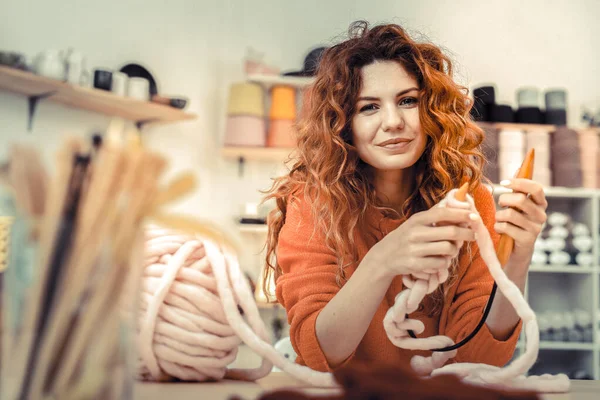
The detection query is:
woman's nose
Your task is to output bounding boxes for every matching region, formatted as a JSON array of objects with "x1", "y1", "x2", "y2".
[{"x1": 382, "y1": 108, "x2": 404, "y2": 132}]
